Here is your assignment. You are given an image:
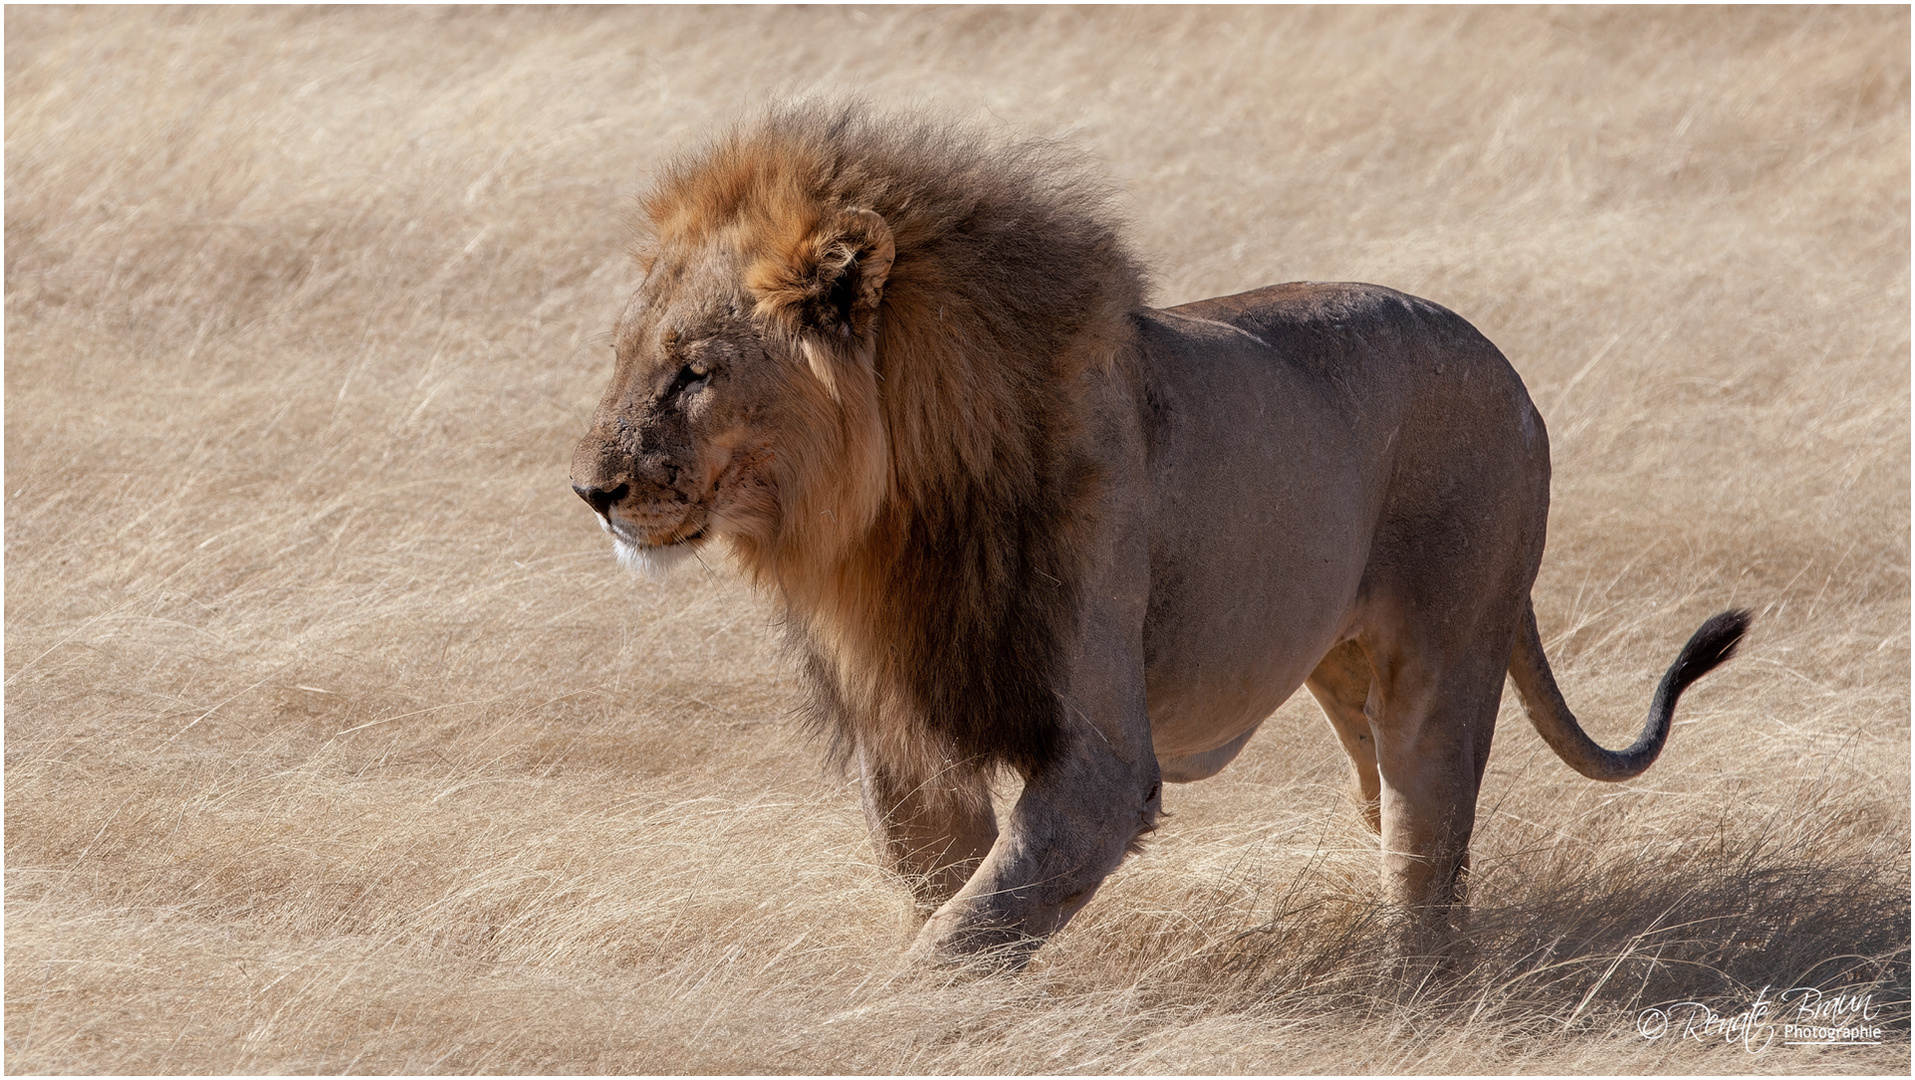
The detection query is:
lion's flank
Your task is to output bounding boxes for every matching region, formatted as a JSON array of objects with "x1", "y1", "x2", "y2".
[{"x1": 638, "y1": 103, "x2": 1149, "y2": 781}]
